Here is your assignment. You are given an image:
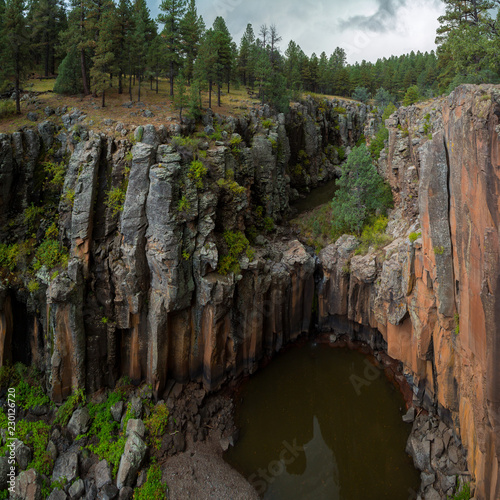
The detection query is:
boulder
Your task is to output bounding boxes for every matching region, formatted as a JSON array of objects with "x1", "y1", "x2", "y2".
[
  {"x1": 94, "y1": 460, "x2": 112, "y2": 490},
  {"x1": 69, "y1": 478, "x2": 85, "y2": 499},
  {"x1": 14, "y1": 439, "x2": 32, "y2": 470},
  {"x1": 48, "y1": 489, "x2": 68, "y2": 500},
  {"x1": 14, "y1": 469, "x2": 42, "y2": 500},
  {"x1": 116, "y1": 432, "x2": 146, "y2": 488},
  {"x1": 126, "y1": 419, "x2": 145, "y2": 438},
  {"x1": 52, "y1": 451, "x2": 79, "y2": 483},
  {"x1": 68, "y1": 407, "x2": 91, "y2": 439}
]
